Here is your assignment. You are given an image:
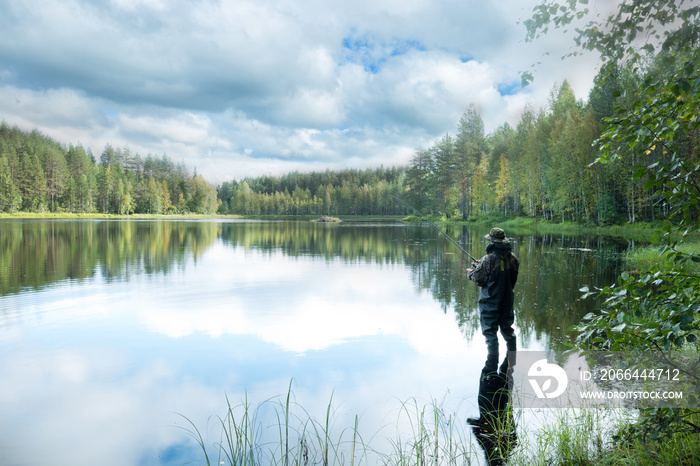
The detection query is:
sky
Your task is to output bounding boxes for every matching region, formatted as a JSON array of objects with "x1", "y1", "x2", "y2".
[{"x1": 0, "y1": 0, "x2": 604, "y2": 184}]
